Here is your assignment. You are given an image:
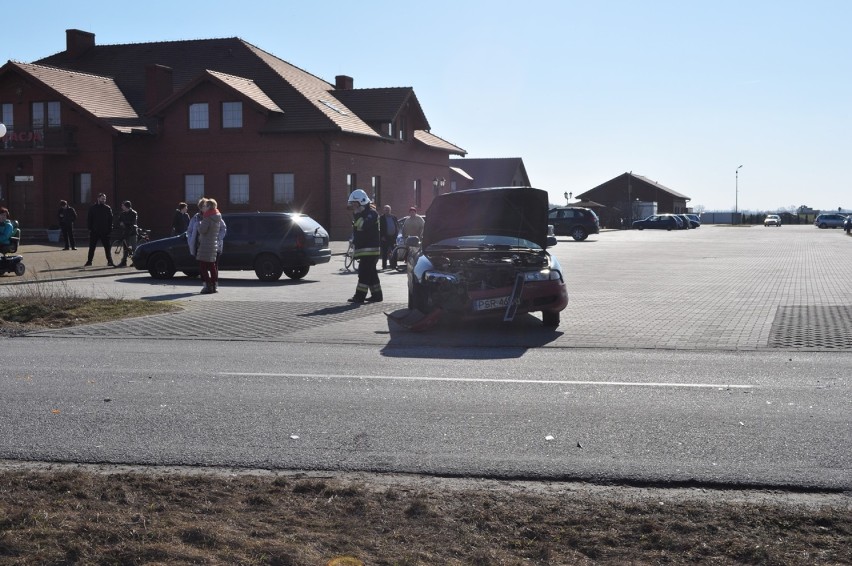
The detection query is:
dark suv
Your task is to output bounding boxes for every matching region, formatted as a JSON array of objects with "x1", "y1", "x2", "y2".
[
  {"x1": 548, "y1": 207, "x2": 600, "y2": 241},
  {"x1": 132, "y1": 212, "x2": 331, "y2": 281}
]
